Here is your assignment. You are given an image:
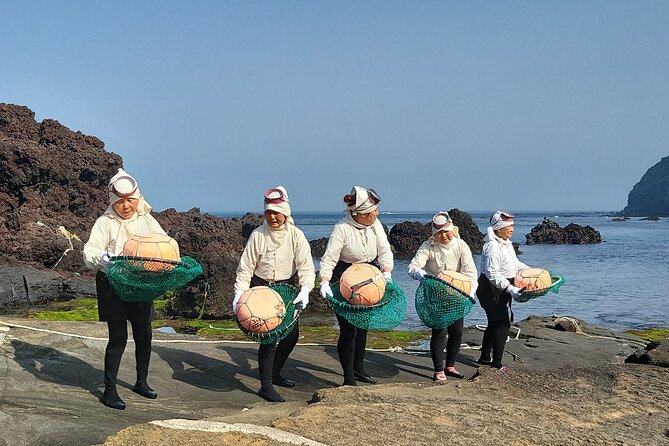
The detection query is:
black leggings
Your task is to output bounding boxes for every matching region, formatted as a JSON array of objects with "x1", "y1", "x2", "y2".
[
  {"x1": 430, "y1": 318, "x2": 464, "y2": 371},
  {"x1": 257, "y1": 324, "x2": 299, "y2": 390},
  {"x1": 104, "y1": 320, "x2": 153, "y2": 387},
  {"x1": 250, "y1": 274, "x2": 300, "y2": 390},
  {"x1": 332, "y1": 260, "x2": 378, "y2": 385},
  {"x1": 336, "y1": 313, "x2": 369, "y2": 385},
  {"x1": 477, "y1": 274, "x2": 513, "y2": 368}
]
